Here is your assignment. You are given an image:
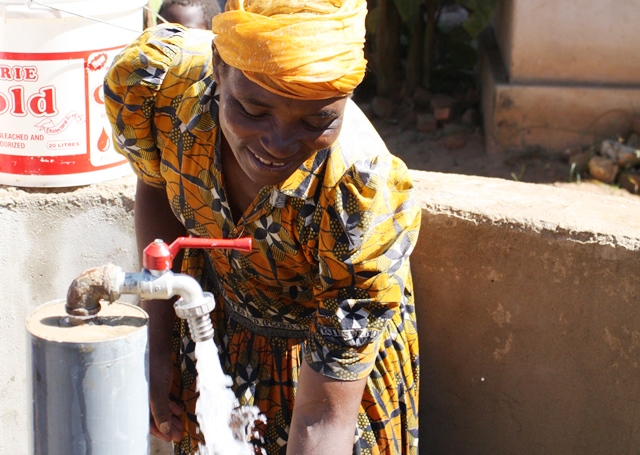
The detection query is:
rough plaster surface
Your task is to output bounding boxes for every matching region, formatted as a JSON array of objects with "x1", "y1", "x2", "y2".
[
  {"x1": 410, "y1": 171, "x2": 640, "y2": 454},
  {"x1": 0, "y1": 175, "x2": 138, "y2": 454},
  {"x1": 494, "y1": 0, "x2": 640, "y2": 84},
  {"x1": 2, "y1": 171, "x2": 639, "y2": 454},
  {"x1": 480, "y1": 34, "x2": 640, "y2": 154},
  {"x1": 410, "y1": 170, "x2": 640, "y2": 250}
]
